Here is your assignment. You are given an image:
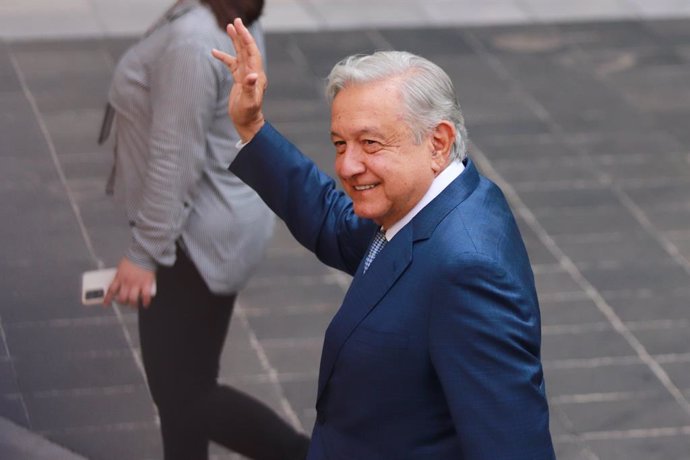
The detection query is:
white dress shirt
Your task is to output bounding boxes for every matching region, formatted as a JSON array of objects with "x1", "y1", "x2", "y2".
[{"x1": 385, "y1": 160, "x2": 465, "y2": 241}]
